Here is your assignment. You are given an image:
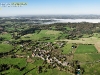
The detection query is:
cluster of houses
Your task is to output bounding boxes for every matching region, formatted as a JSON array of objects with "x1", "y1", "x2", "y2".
[
  {"x1": 31, "y1": 41, "x2": 69, "y2": 68},
  {"x1": 32, "y1": 48, "x2": 68, "y2": 66}
]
